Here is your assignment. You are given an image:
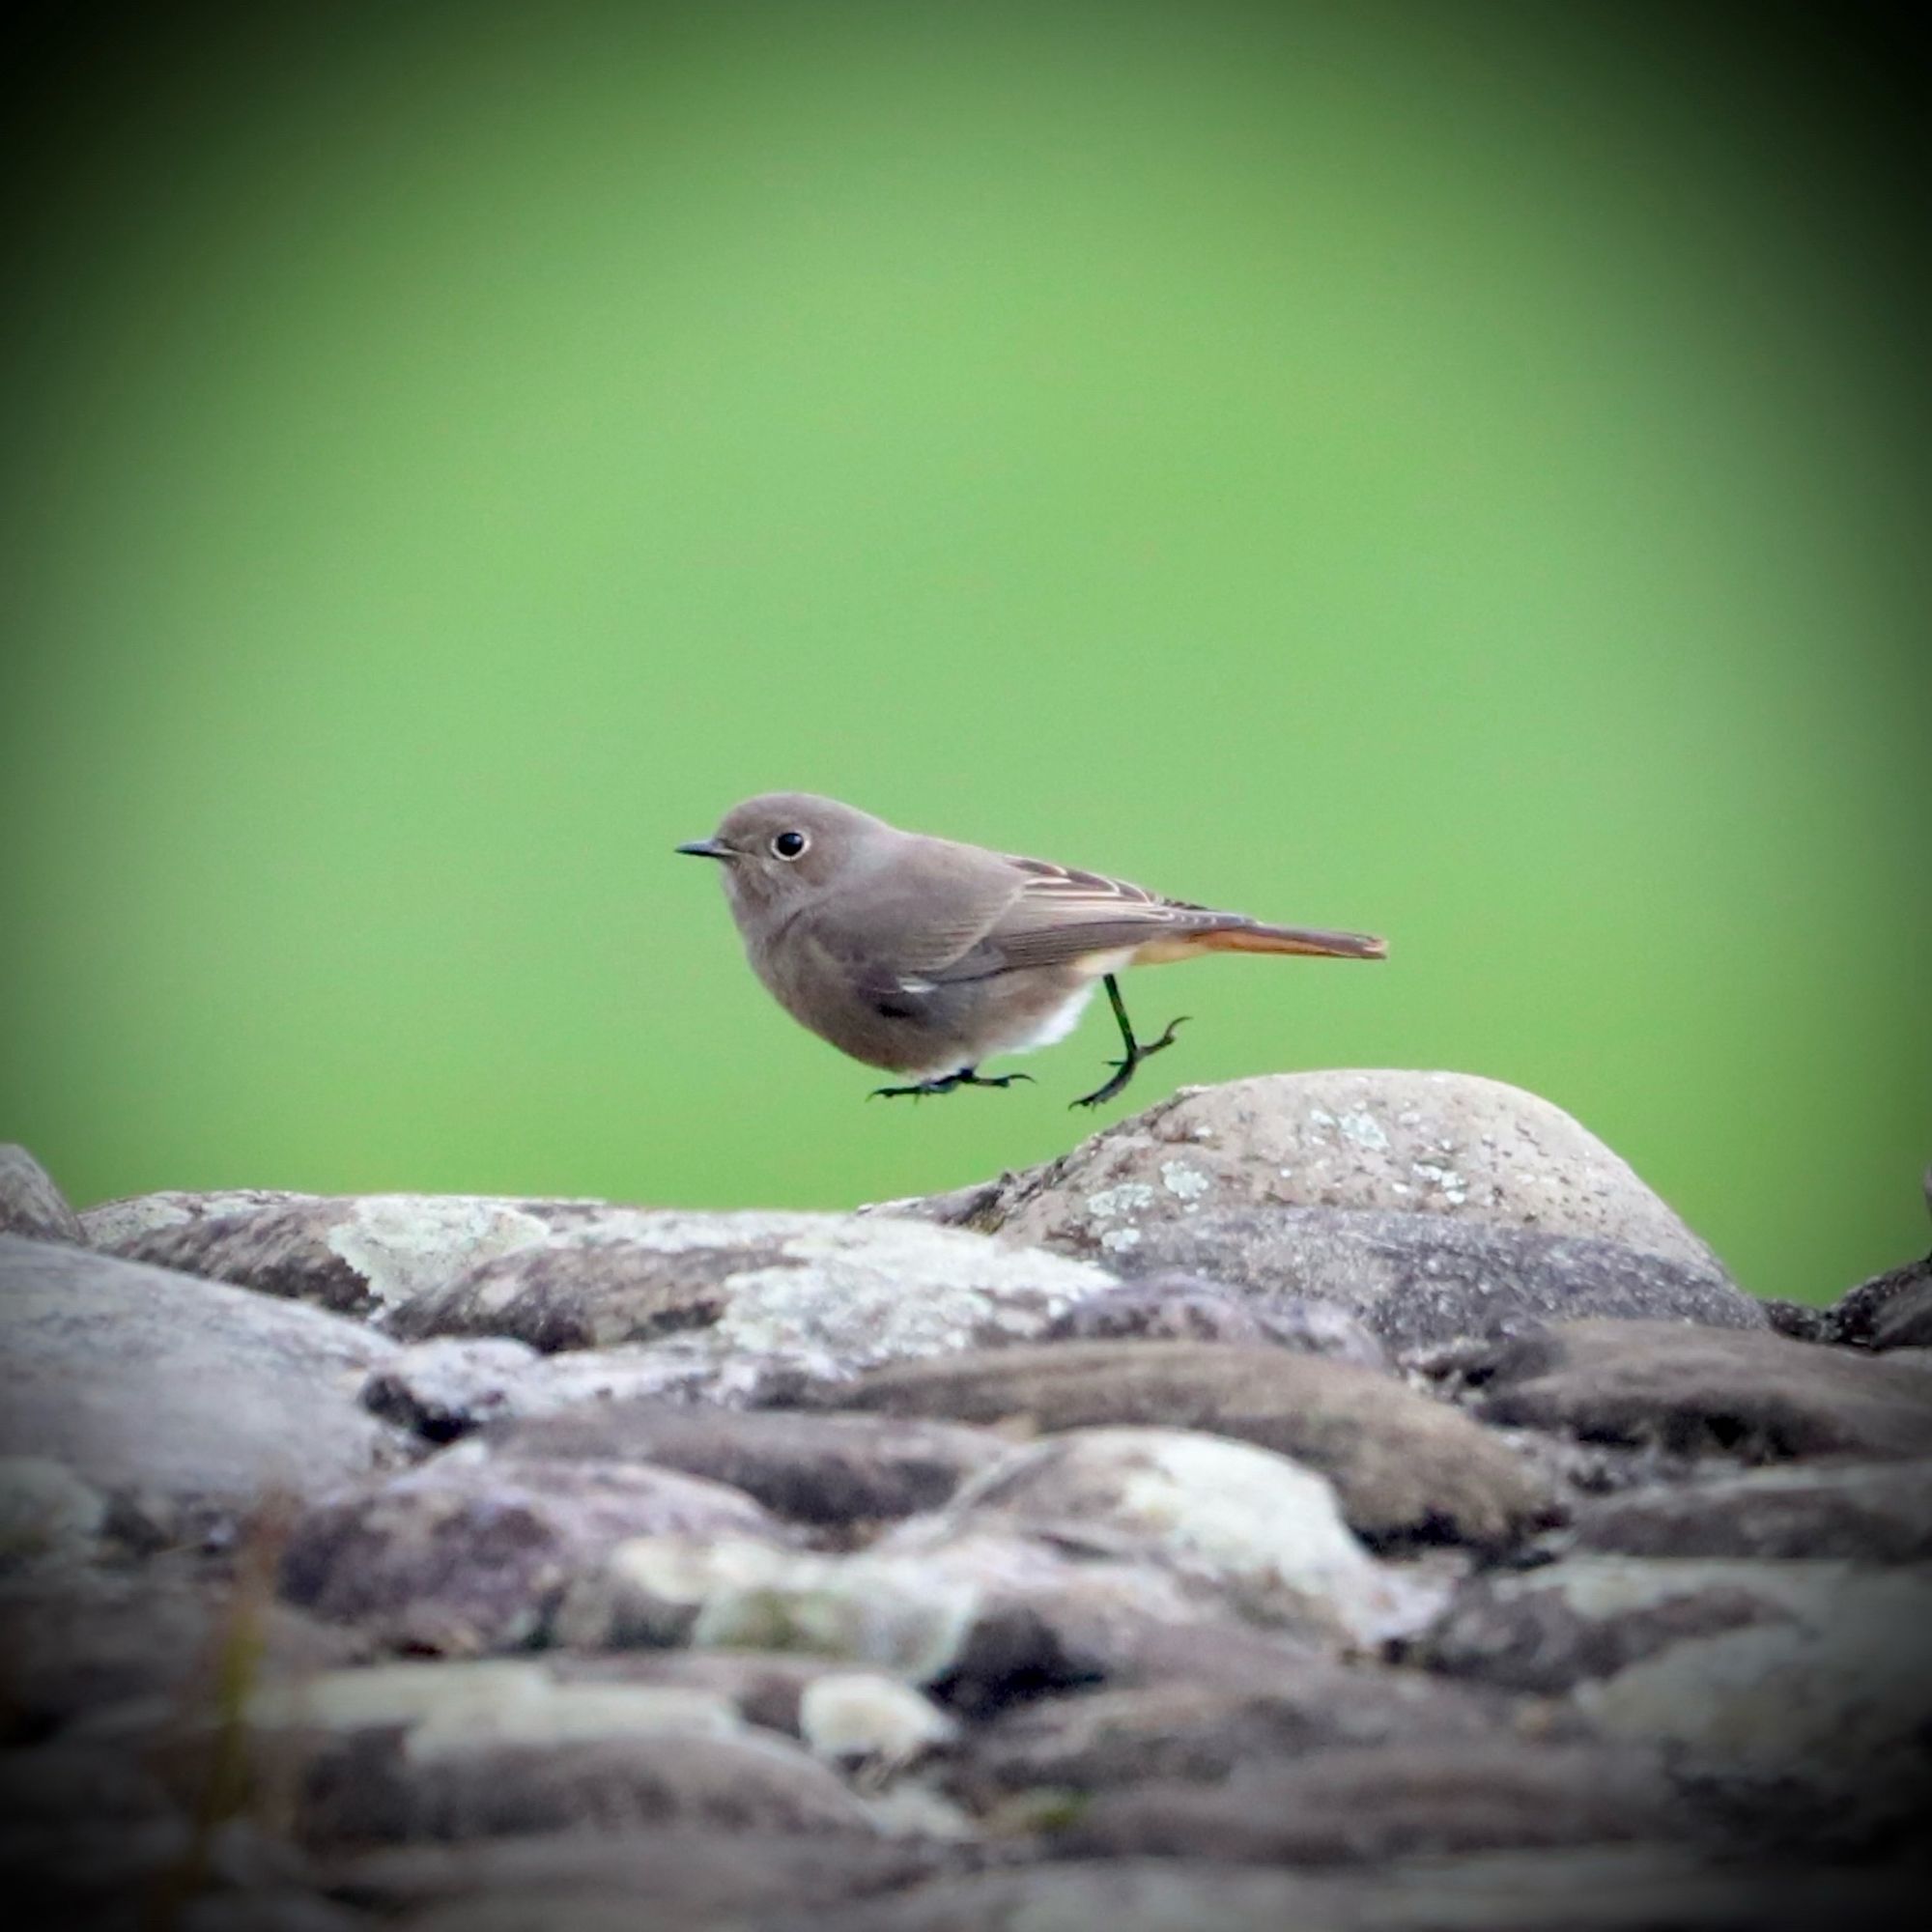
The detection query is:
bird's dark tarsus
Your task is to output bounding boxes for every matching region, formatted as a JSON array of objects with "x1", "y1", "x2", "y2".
[{"x1": 1070, "y1": 975, "x2": 1188, "y2": 1110}]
